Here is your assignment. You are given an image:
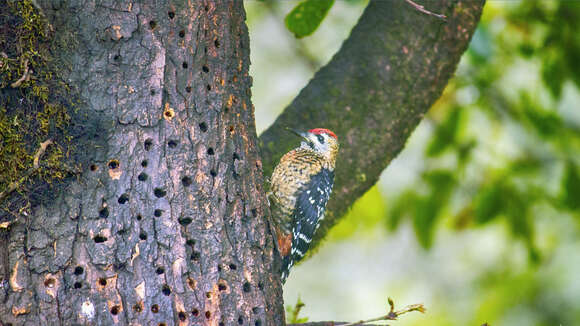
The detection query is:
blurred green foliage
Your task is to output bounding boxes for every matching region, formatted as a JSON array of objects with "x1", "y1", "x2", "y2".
[{"x1": 382, "y1": 0, "x2": 580, "y2": 260}]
